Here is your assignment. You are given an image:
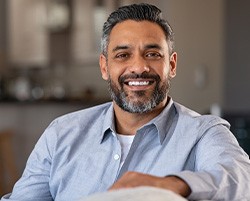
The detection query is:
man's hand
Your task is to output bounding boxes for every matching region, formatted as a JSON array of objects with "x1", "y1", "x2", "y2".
[{"x1": 109, "y1": 171, "x2": 191, "y2": 197}]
